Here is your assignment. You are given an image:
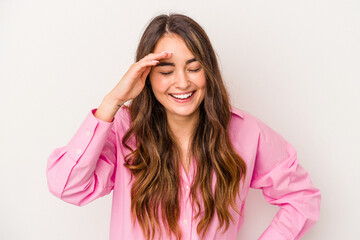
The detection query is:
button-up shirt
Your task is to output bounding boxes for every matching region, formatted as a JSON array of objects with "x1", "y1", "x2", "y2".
[{"x1": 46, "y1": 106, "x2": 321, "y2": 240}]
